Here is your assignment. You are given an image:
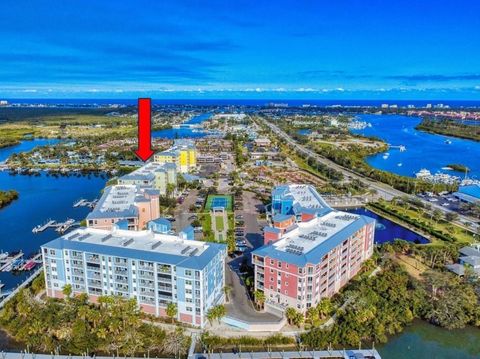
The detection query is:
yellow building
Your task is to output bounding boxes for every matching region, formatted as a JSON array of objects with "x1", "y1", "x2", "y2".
[{"x1": 154, "y1": 139, "x2": 197, "y2": 173}]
